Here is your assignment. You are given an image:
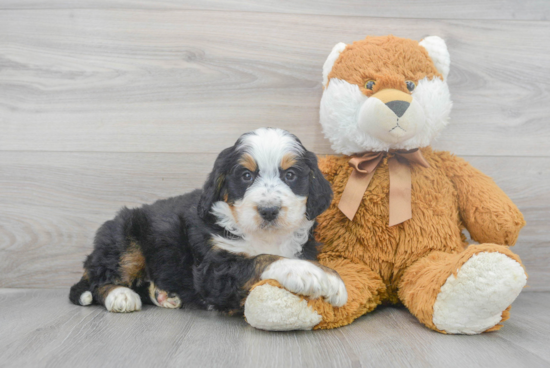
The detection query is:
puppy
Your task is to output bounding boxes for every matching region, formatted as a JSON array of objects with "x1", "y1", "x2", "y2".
[{"x1": 69, "y1": 128, "x2": 347, "y2": 314}]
